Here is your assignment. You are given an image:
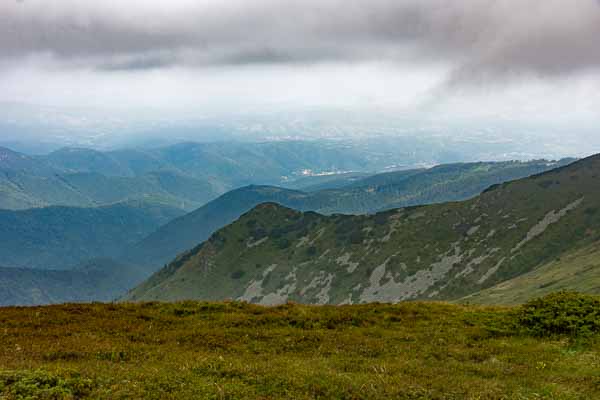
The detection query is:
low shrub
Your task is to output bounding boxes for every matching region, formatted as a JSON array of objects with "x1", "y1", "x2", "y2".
[
  {"x1": 518, "y1": 291, "x2": 600, "y2": 337},
  {"x1": 0, "y1": 370, "x2": 94, "y2": 400}
]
